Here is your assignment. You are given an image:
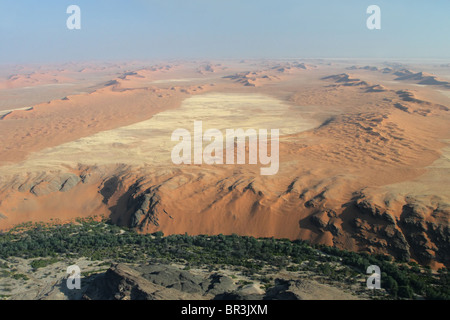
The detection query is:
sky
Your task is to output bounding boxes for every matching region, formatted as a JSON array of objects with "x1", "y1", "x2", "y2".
[{"x1": 0, "y1": 0, "x2": 449, "y2": 63}]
